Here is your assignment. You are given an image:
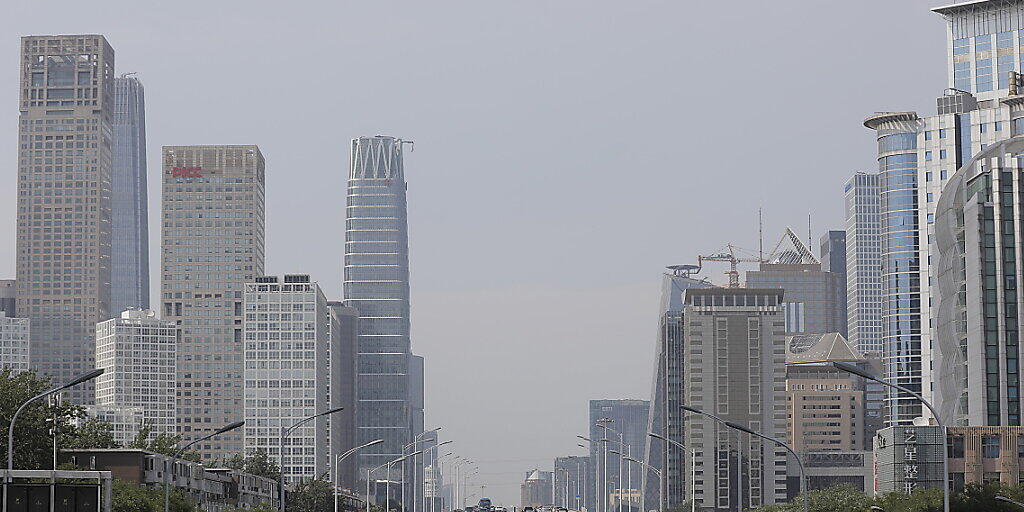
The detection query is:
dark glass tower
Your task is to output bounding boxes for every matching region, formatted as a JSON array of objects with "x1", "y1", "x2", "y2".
[
  {"x1": 111, "y1": 75, "x2": 148, "y2": 314},
  {"x1": 344, "y1": 135, "x2": 414, "y2": 475}
]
